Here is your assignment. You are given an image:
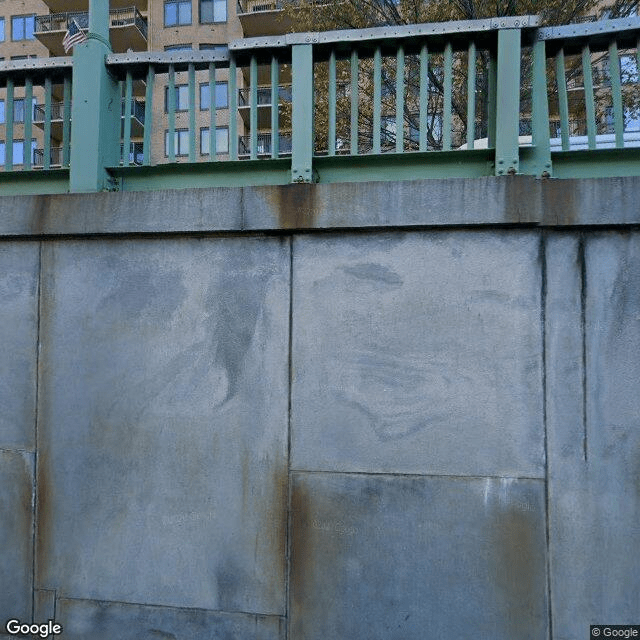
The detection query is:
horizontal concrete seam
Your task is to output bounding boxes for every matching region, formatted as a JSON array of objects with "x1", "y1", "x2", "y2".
[
  {"x1": 0, "y1": 446, "x2": 36, "y2": 454},
  {"x1": 55, "y1": 597, "x2": 286, "y2": 620},
  {"x1": 289, "y1": 469, "x2": 546, "y2": 481}
]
